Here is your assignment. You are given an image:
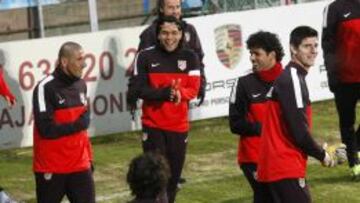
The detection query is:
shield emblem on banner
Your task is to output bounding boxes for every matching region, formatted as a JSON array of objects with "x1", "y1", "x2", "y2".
[{"x1": 214, "y1": 24, "x2": 242, "y2": 69}]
